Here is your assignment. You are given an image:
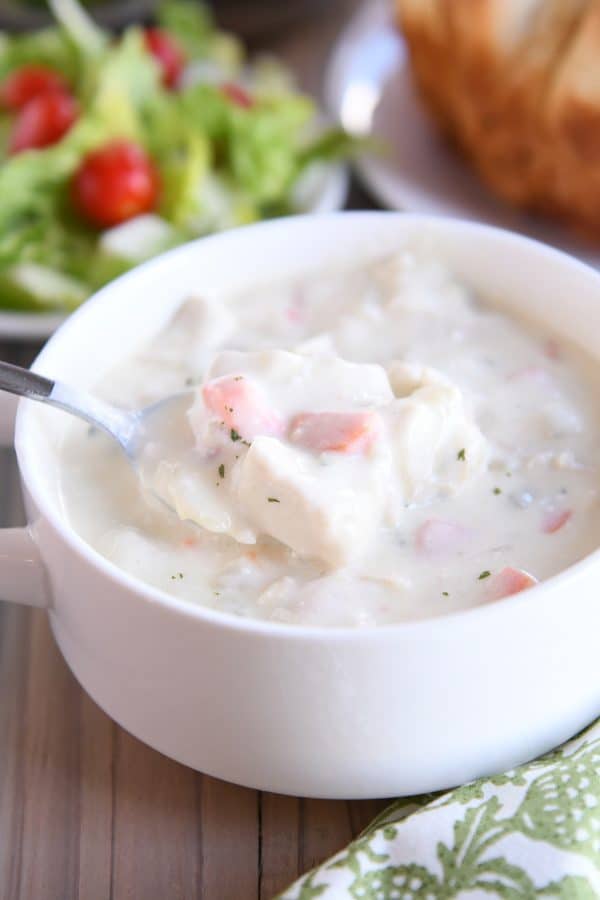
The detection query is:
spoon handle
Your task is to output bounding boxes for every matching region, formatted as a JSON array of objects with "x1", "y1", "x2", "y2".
[
  {"x1": 0, "y1": 360, "x2": 136, "y2": 451},
  {"x1": 0, "y1": 361, "x2": 55, "y2": 402}
]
